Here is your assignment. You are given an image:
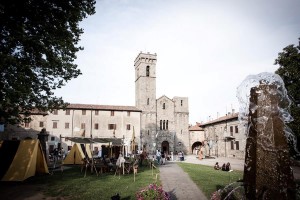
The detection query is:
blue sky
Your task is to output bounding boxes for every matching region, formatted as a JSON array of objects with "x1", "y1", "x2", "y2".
[{"x1": 54, "y1": 0, "x2": 300, "y2": 124}]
